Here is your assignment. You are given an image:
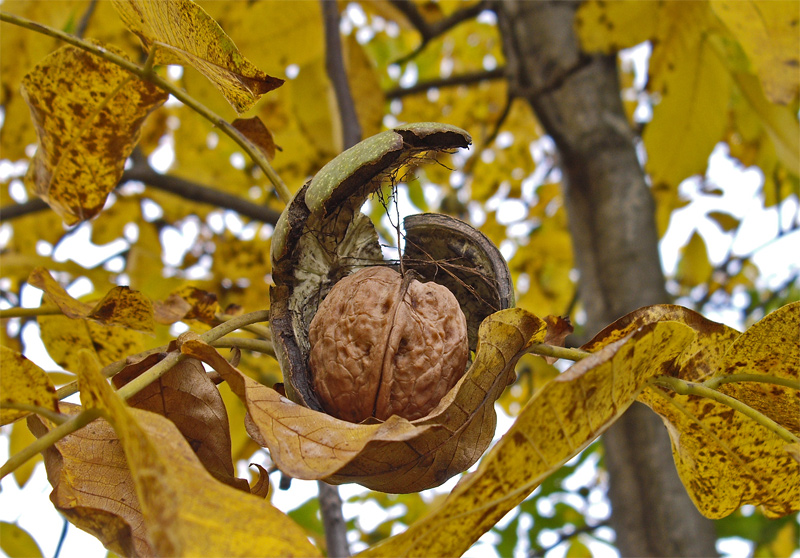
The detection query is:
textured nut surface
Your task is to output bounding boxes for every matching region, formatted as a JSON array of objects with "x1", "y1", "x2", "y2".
[{"x1": 308, "y1": 266, "x2": 468, "y2": 422}]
